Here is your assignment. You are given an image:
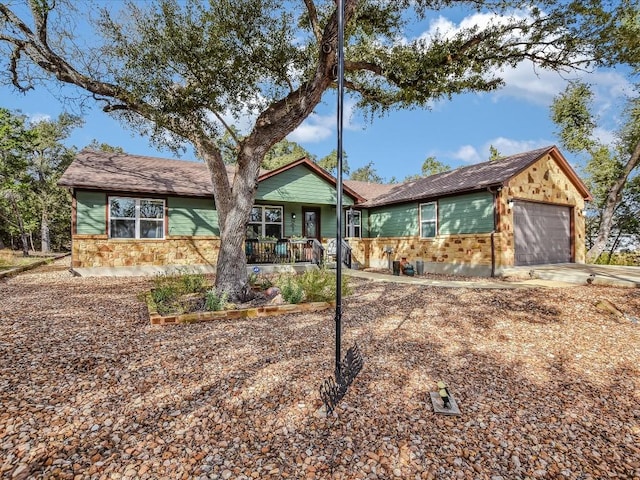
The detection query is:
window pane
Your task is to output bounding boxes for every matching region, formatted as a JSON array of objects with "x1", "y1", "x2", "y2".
[
  {"x1": 246, "y1": 224, "x2": 260, "y2": 238},
  {"x1": 421, "y1": 221, "x2": 436, "y2": 238},
  {"x1": 110, "y1": 219, "x2": 135, "y2": 238},
  {"x1": 265, "y1": 224, "x2": 282, "y2": 238},
  {"x1": 420, "y1": 203, "x2": 435, "y2": 221},
  {"x1": 249, "y1": 207, "x2": 262, "y2": 223},
  {"x1": 264, "y1": 207, "x2": 282, "y2": 223},
  {"x1": 140, "y1": 220, "x2": 163, "y2": 238},
  {"x1": 140, "y1": 200, "x2": 164, "y2": 219},
  {"x1": 110, "y1": 198, "x2": 135, "y2": 218}
]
